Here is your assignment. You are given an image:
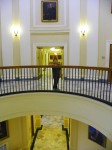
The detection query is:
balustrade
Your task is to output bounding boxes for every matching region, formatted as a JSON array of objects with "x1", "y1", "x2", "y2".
[{"x1": 0, "y1": 66, "x2": 112, "y2": 106}]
